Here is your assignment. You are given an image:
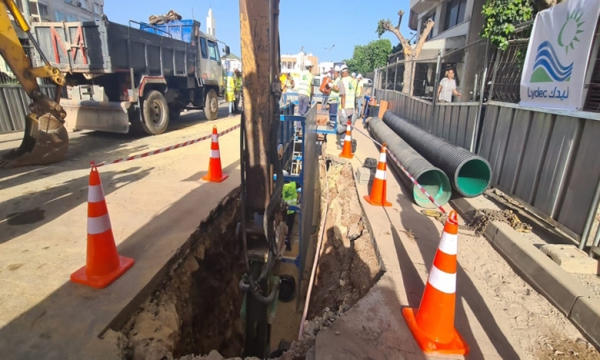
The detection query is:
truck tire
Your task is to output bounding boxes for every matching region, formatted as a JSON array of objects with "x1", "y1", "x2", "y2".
[
  {"x1": 204, "y1": 89, "x2": 219, "y2": 120},
  {"x1": 141, "y1": 90, "x2": 169, "y2": 135}
]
